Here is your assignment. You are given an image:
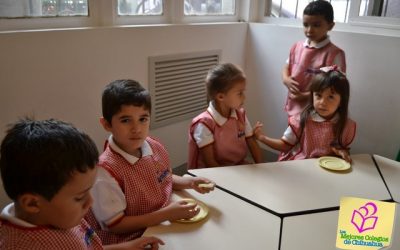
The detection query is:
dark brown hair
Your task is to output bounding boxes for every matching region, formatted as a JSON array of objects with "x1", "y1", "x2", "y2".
[
  {"x1": 206, "y1": 63, "x2": 246, "y2": 100},
  {"x1": 300, "y1": 70, "x2": 350, "y2": 147}
]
